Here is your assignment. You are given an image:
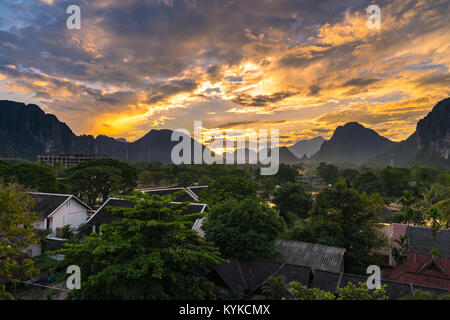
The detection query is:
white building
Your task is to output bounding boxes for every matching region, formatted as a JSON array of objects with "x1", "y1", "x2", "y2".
[{"x1": 26, "y1": 192, "x2": 91, "y2": 257}]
